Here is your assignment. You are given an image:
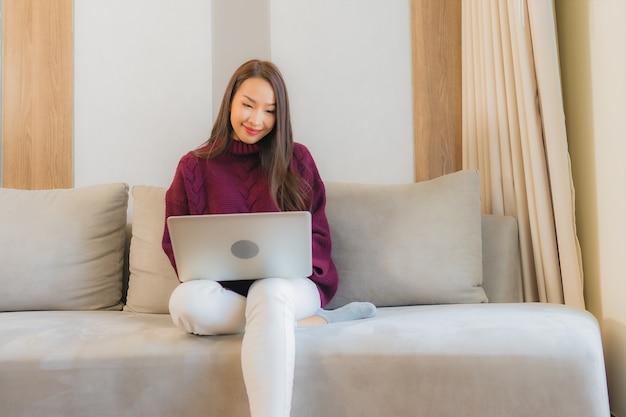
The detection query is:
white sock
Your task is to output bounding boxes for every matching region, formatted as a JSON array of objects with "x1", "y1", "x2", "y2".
[{"x1": 315, "y1": 302, "x2": 377, "y2": 323}]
